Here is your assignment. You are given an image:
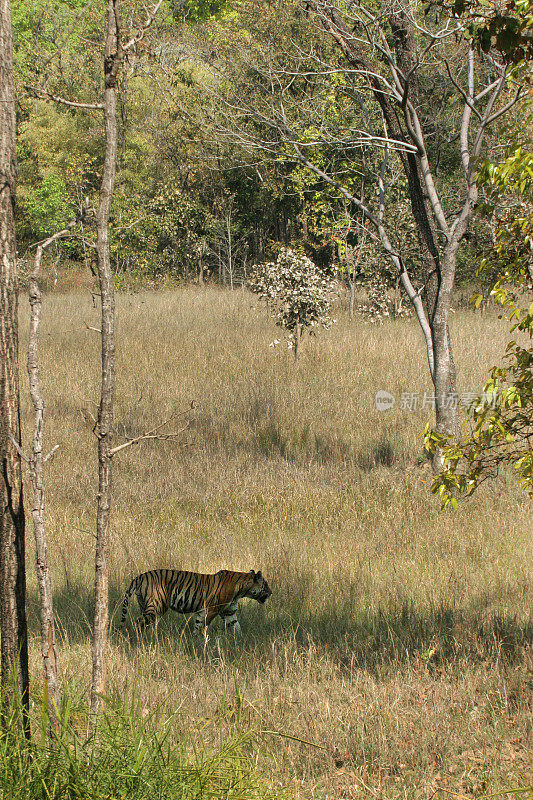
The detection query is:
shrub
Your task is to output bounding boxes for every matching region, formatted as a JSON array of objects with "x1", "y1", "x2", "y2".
[{"x1": 248, "y1": 247, "x2": 337, "y2": 360}]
